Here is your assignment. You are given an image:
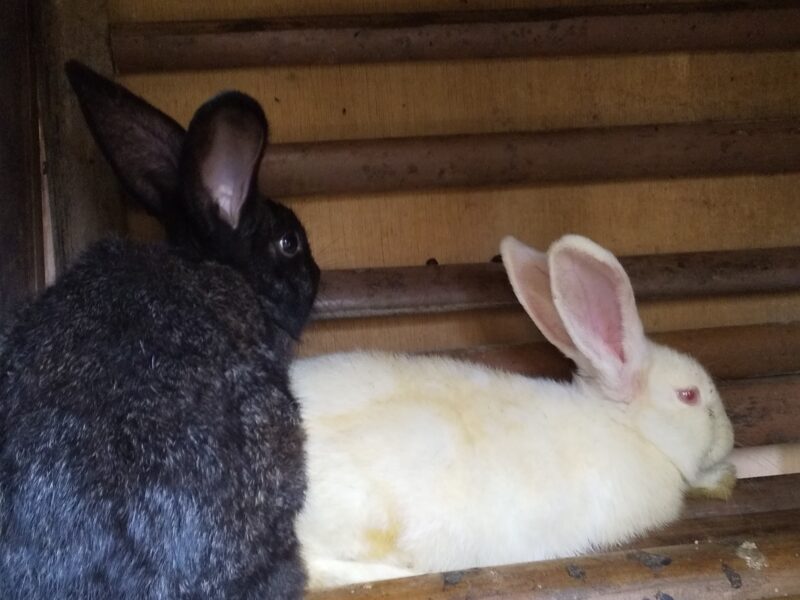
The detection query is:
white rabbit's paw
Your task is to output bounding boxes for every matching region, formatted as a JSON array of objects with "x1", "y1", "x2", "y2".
[{"x1": 687, "y1": 462, "x2": 737, "y2": 500}]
